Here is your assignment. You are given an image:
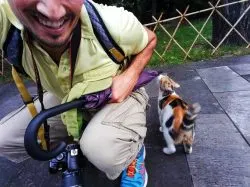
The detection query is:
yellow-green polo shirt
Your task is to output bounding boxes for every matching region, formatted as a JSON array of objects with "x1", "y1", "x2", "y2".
[{"x1": 0, "y1": 0, "x2": 148, "y2": 139}]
